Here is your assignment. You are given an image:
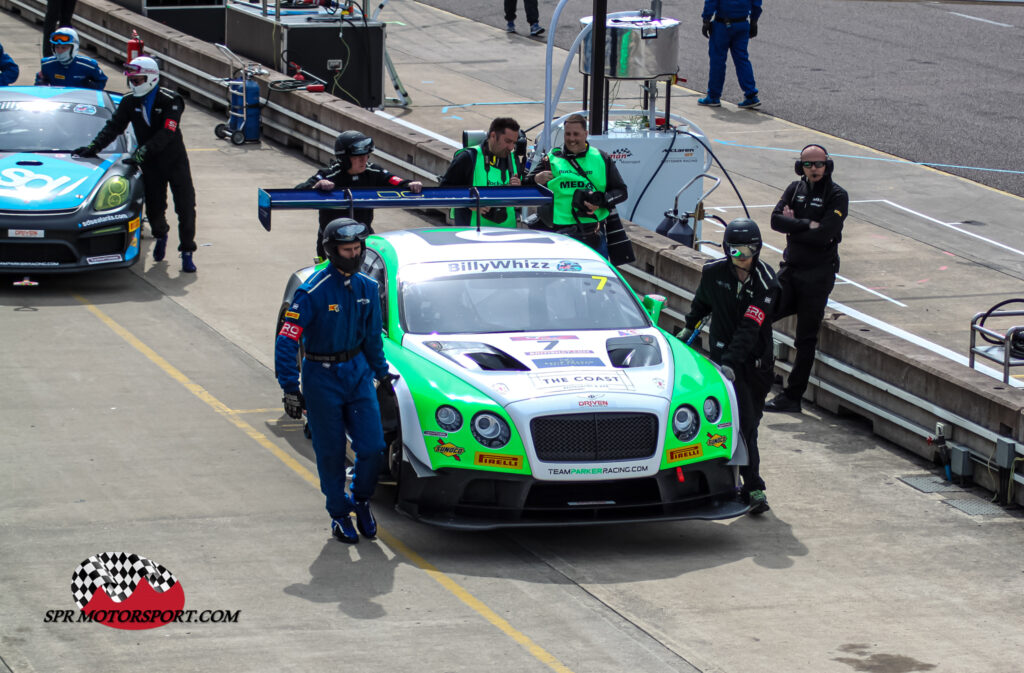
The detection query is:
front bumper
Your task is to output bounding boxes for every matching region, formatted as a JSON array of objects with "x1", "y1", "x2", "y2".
[
  {"x1": 396, "y1": 457, "x2": 748, "y2": 530},
  {"x1": 0, "y1": 213, "x2": 143, "y2": 273}
]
